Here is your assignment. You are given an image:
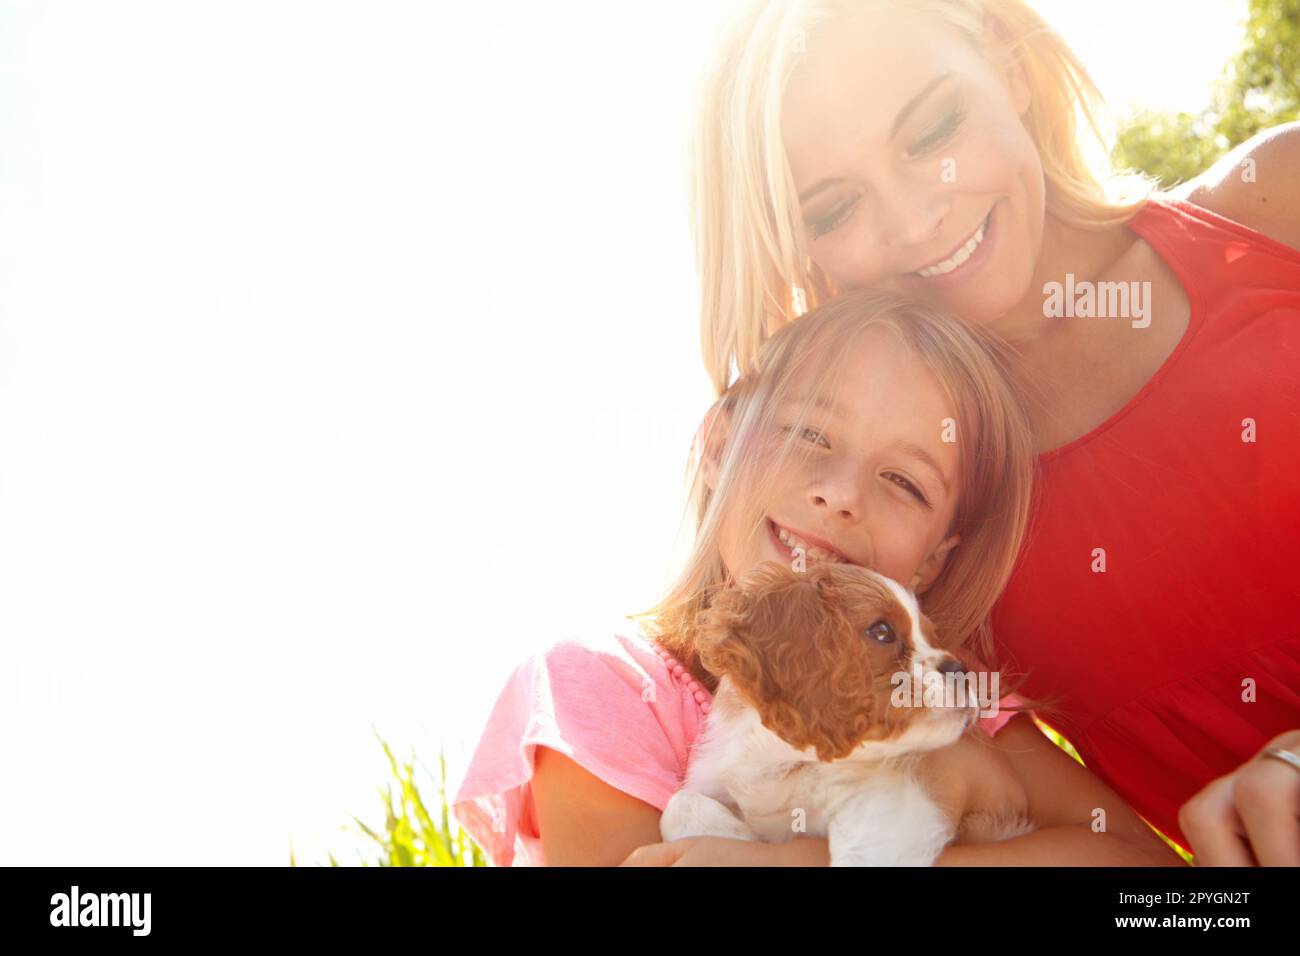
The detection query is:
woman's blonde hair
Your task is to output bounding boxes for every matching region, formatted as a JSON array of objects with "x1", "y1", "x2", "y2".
[
  {"x1": 628, "y1": 288, "x2": 1038, "y2": 691},
  {"x1": 693, "y1": 0, "x2": 1156, "y2": 395}
]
